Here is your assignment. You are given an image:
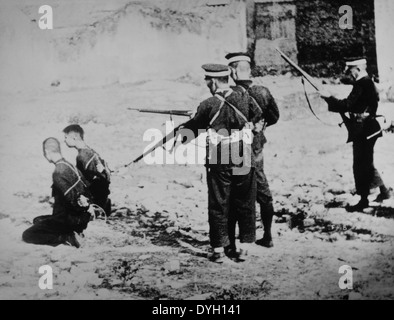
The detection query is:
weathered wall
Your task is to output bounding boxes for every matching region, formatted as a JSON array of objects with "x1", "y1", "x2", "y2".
[
  {"x1": 254, "y1": 0, "x2": 297, "y2": 73},
  {"x1": 295, "y1": 0, "x2": 377, "y2": 78},
  {"x1": 374, "y1": 0, "x2": 394, "y2": 84},
  {"x1": 0, "y1": 0, "x2": 247, "y2": 93}
]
